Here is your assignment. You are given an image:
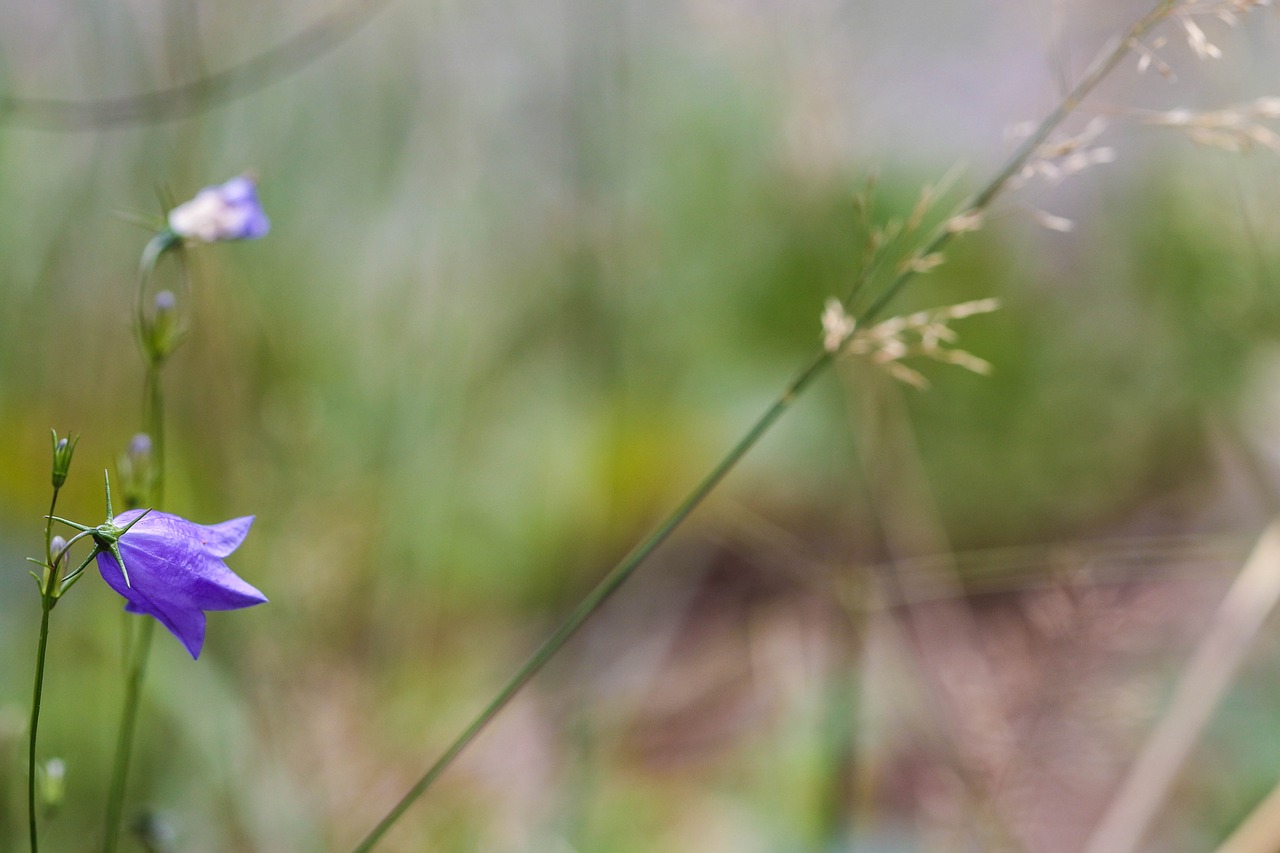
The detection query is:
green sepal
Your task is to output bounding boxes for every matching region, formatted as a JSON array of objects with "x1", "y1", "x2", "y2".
[
  {"x1": 48, "y1": 474, "x2": 152, "y2": 589},
  {"x1": 26, "y1": 557, "x2": 51, "y2": 596},
  {"x1": 58, "y1": 569, "x2": 89, "y2": 599},
  {"x1": 92, "y1": 508, "x2": 152, "y2": 589},
  {"x1": 48, "y1": 515, "x2": 92, "y2": 534},
  {"x1": 105, "y1": 541, "x2": 132, "y2": 588}
]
